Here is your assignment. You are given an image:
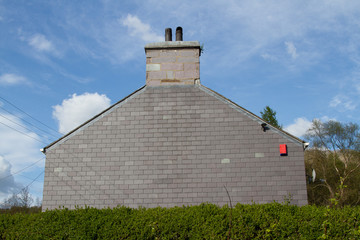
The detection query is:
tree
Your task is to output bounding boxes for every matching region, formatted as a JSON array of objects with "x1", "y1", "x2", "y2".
[
  {"x1": 18, "y1": 187, "x2": 33, "y2": 208},
  {"x1": 260, "y1": 106, "x2": 282, "y2": 129},
  {"x1": 1, "y1": 187, "x2": 34, "y2": 209},
  {"x1": 305, "y1": 120, "x2": 360, "y2": 206},
  {"x1": 1, "y1": 193, "x2": 21, "y2": 209}
]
